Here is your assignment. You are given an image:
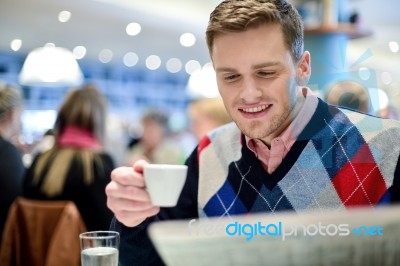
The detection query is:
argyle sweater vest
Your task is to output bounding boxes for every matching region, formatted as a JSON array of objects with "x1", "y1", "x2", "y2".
[{"x1": 197, "y1": 99, "x2": 400, "y2": 218}]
